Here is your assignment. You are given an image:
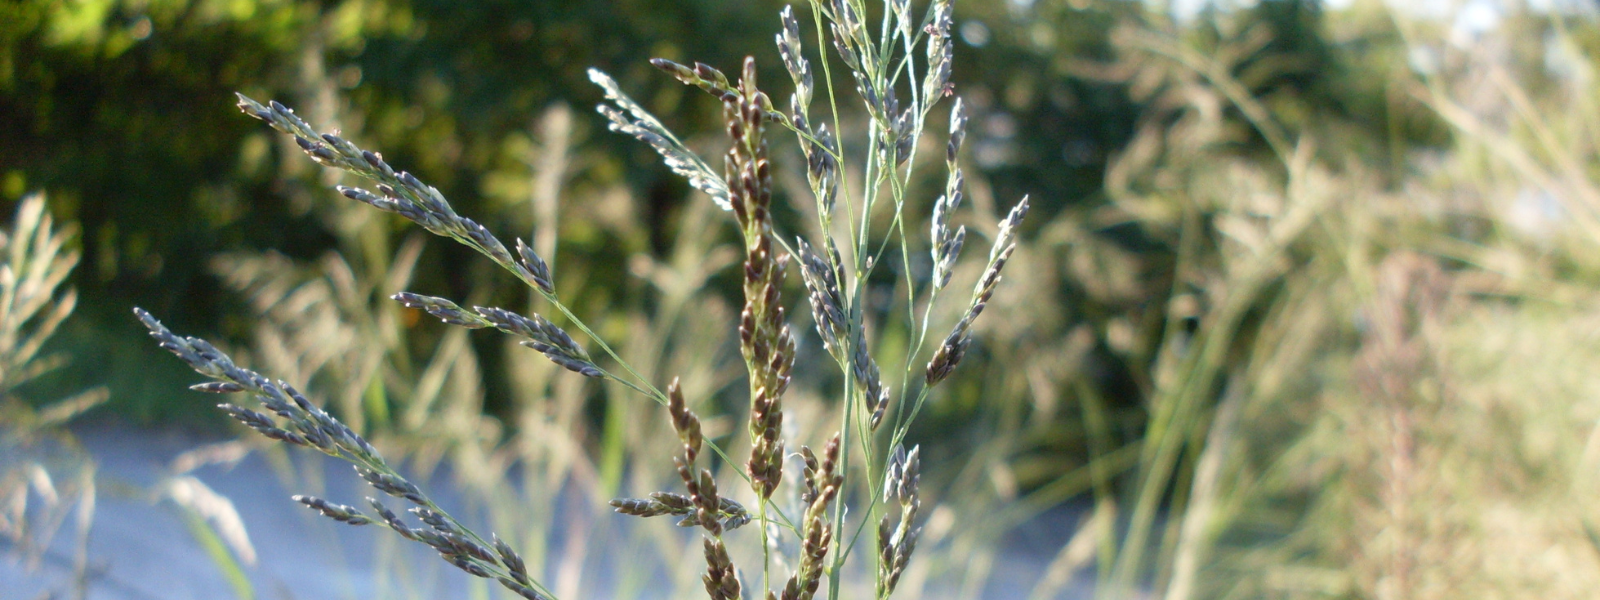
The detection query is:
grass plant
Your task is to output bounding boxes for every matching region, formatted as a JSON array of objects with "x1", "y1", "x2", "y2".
[
  {"x1": 975, "y1": 4, "x2": 1600, "y2": 599},
  {"x1": 135, "y1": 1, "x2": 1037, "y2": 598},
  {"x1": 0, "y1": 193, "x2": 107, "y2": 599},
  {"x1": 103, "y1": 2, "x2": 1600, "y2": 598},
  {"x1": 1194, "y1": 7, "x2": 1600, "y2": 599}
]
